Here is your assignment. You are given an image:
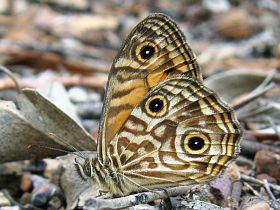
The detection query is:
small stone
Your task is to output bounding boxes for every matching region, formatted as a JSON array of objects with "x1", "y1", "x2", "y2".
[
  {"x1": 226, "y1": 162, "x2": 241, "y2": 181},
  {"x1": 88, "y1": 92, "x2": 102, "y2": 102},
  {"x1": 31, "y1": 175, "x2": 49, "y2": 188},
  {"x1": 68, "y1": 86, "x2": 89, "y2": 103},
  {"x1": 31, "y1": 182, "x2": 62, "y2": 208},
  {"x1": 19, "y1": 192, "x2": 31, "y2": 205},
  {"x1": 82, "y1": 119, "x2": 99, "y2": 133},
  {"x1": 43, "y1": 159, "x2": 62, "y2": 179},
  {"x1": 76, "y1": 101, "x2": 103, "y2": 119},
  {"x1": 254, "y1": 150, "x2": 280, "y2": 181},
  {"x1": 0, "y1": 192, "x2": 11, "y2": 207},
  {"x1": 27, "y1": 160, "x2": 47, "y2": 175},
  {"x1": 20, "y1": 173, "x2": 32, "y2": 192},
  {"x1": 241, "y1": 196, "x2": 270, "y2": 210},
  {"x1": 210, "y1": 174, "x2": 231, "y2": 206},
  {"x1": 214, "y1": 9, "x2": 259, "y2": 40},
  {"x1": 203, "y1": 0, "x2": 231, "y2": 13},
  {"x1": 244, "y1": 202, "x2": 270, "y2": 210},
  {"x1": 256, "y1": 173, "x2": 277, "y2": 184}
]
